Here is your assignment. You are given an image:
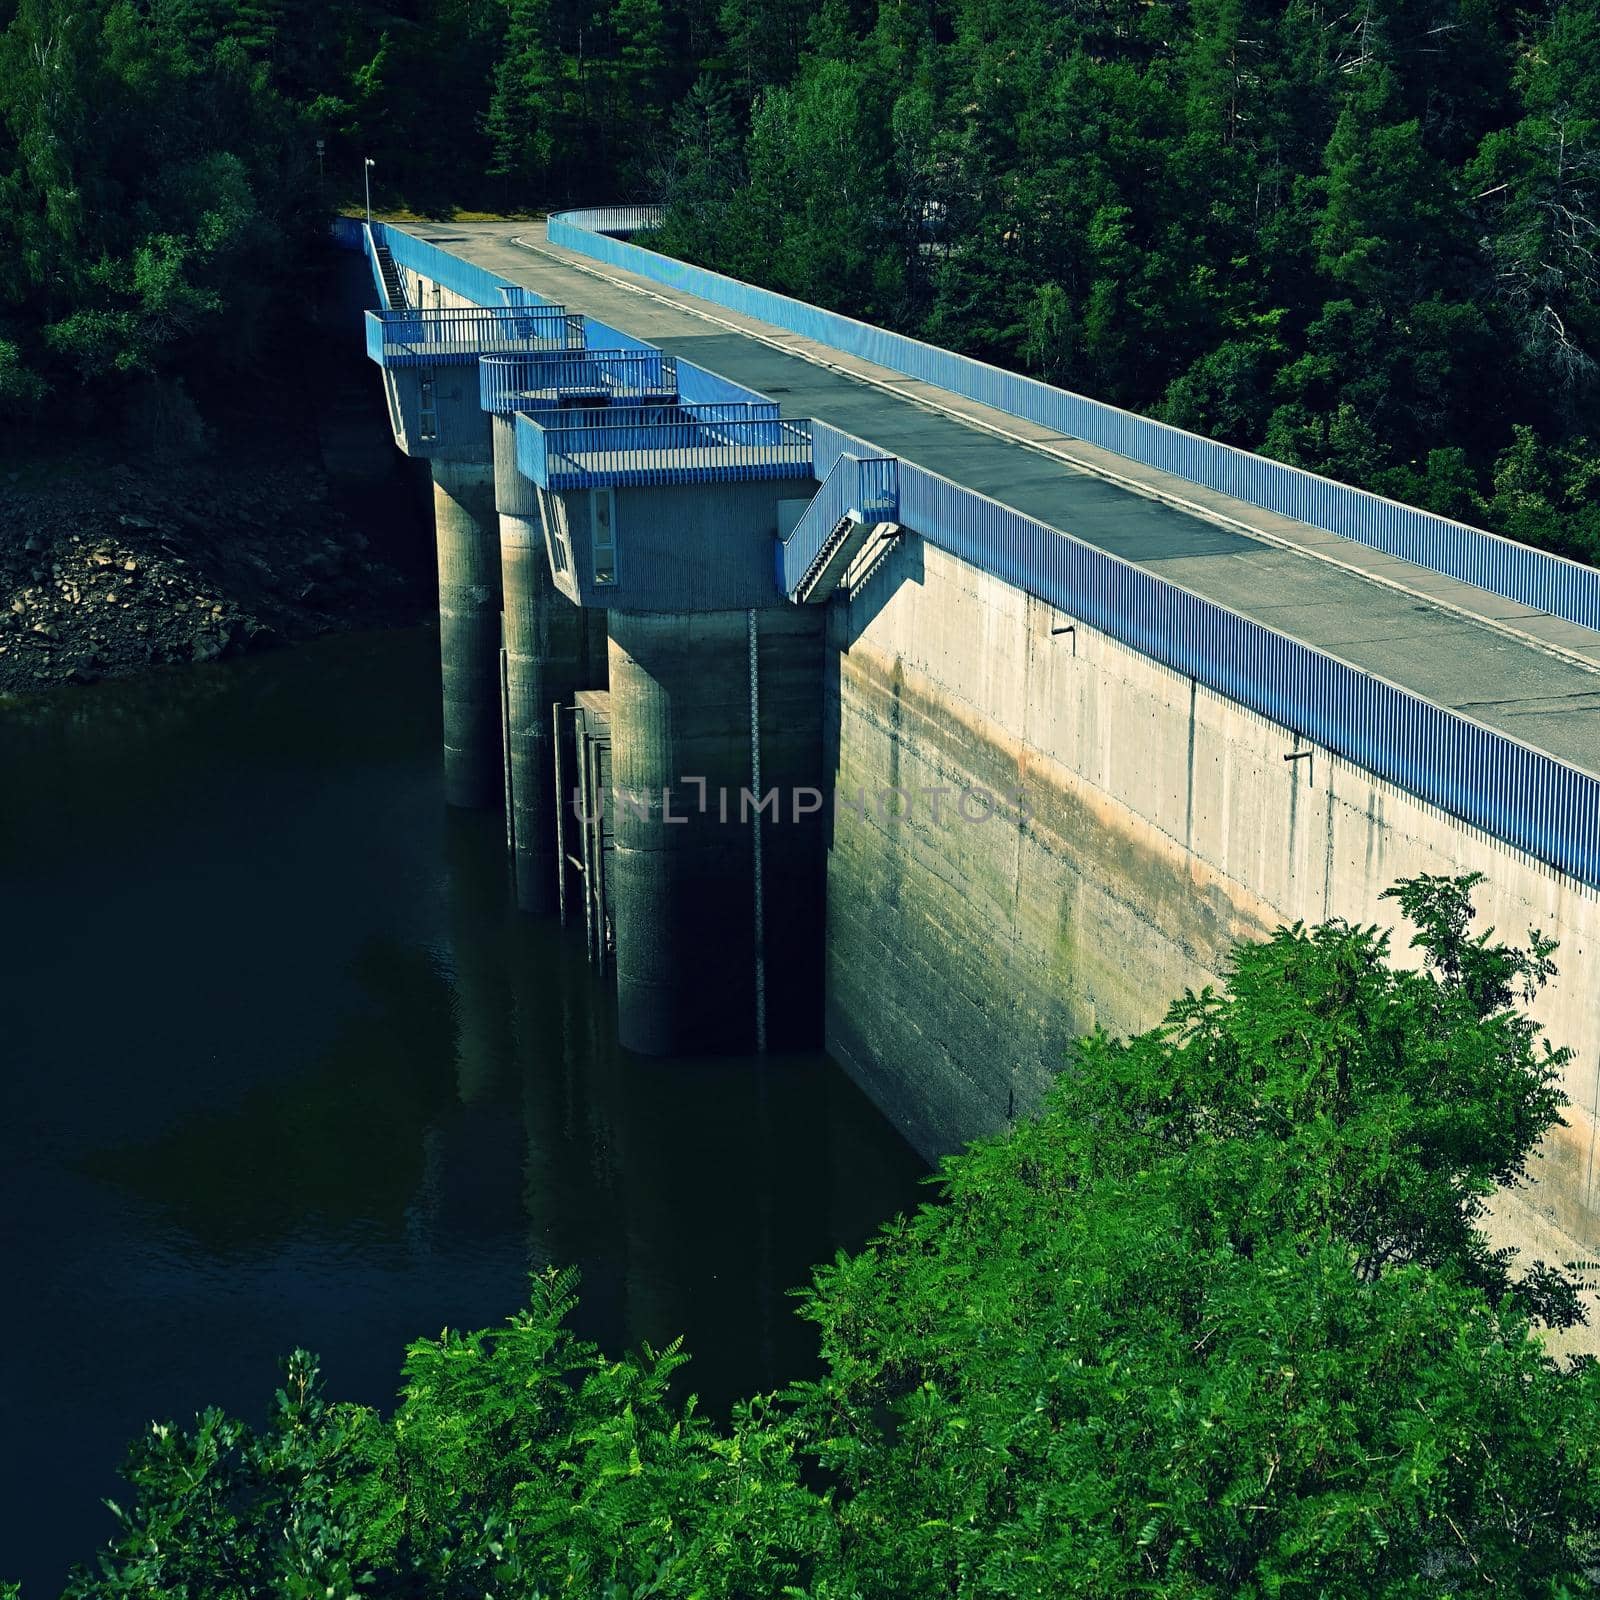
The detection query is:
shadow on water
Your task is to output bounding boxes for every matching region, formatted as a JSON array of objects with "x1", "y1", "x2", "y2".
[{"x1": 0, "y1": 629, "x2": 926, "y2": 1596}]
